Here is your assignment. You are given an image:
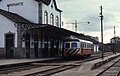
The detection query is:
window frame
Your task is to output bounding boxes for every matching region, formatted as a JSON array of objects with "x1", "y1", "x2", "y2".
[
  {"x1": 50, "y1": 13, "x2": 54, "y2": 25},
  {"x1": 65, "y1": 43, "x2": 70, "y2": 48},
  {"x1": 56, "y1": 16, "x2": 59, "y2": 27},
  {"x1": 71, "y1": 42, "x2": 77, "y2": 48},
  {"x1": 44, "y1": 11, "x2": 48, "y2": 24}
]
